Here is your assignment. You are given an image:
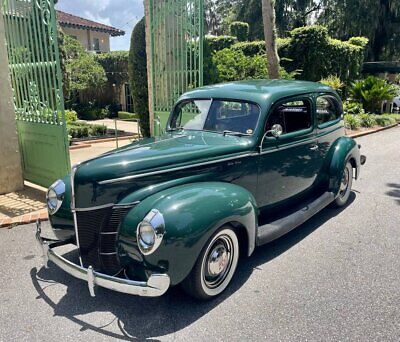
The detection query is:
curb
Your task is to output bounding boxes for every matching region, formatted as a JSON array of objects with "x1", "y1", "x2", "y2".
[
  {"x1": 347, "y1": 123, "x2": 398, "y2": 138},
  {"x1": 0, "y1": 209, "x2": 48, "y2": 229}
]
